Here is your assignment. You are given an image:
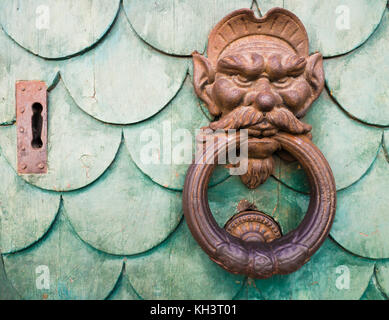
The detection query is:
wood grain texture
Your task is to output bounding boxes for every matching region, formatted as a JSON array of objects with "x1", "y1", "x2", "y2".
[
  {"x1": 0, "y1": 0, "x2": 120, "y2": 59},
  {"x1": 0, "y1": 27, "x2": 58, "y2": 125},
  {"x1": 3, "y1": 209, "x2": 123, "y2": 300},
  {"x1": 233, "y1": 279, "x2": 264, "y2": 300},
  {"x1": 384, "y1": 130, "x2": 389, "y2": 155},
  {"x1": 124, "y1": 0, "x2": 253, "y2": 55},
  {"x1": 256, "y1": 0, "x2": 283, "y2": 15},
  {"x1": 61, "y1": 9, "x2": 188, "y2": 124},
  {"x1": 208, "y1": 175, "x2": 308, "y2": 234},
  {"x1": 125, "y1": 221, "x2": 244, "y2": 300},
  {"x1": 107, "y1": 272, "x2": 142, "y2": 300},
  {"x1": 360, "y1": 275, "x2": 387, "y2": 300},
  {"x1": 0, "y1": 153, "x2": 60, "y2": 253},
  {"x1": 123, "y1": 77, "x2": 229, "y2": 191},
  {"x1": 63, "y1": 144, "x2": 183, "y2": 255},
  {"x1": 0, "y1": 0, "x2": 387, "y2": 300},
  {"x1": 0, "y1": 80, "x2": 122, "y2": 191},
  {"x1": 331, "y1": 147, "x2": 389, "y2": 258},
  {"x1": 326, "y1": 9, "x2": 389, "y2": 126},
  {"x1": 0, "y1": 253, "x2": 20, "y2": 299},
  {"x1": 209, "y1": 176, "x2": 278, "y2": 227},
  {"x1": 259, "y1": 0, "x2": 387, "y2": 57},
  {"x1": 374, "y1": 261, "x2": 389, "y2": 299}
]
